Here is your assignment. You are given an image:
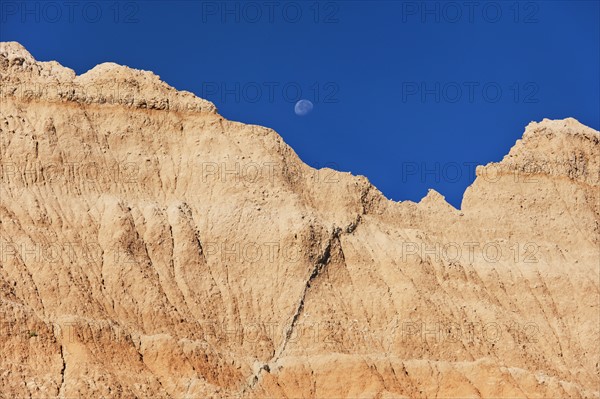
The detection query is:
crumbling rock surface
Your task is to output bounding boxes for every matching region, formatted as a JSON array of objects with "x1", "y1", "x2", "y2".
[{"x1": 0, "y1": 41, "x2": 599, "y2": 398}]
